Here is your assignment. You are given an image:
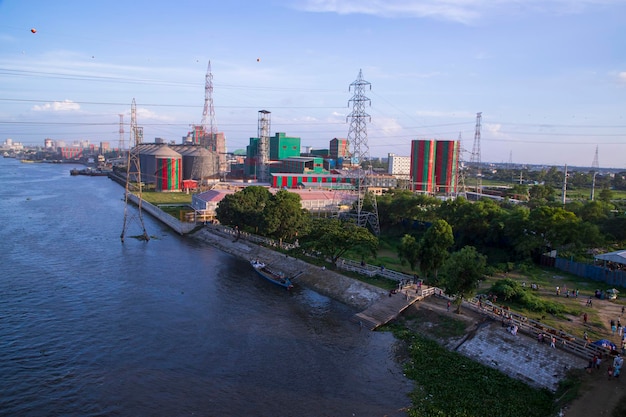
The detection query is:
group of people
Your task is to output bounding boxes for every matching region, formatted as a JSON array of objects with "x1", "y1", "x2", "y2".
[
  {"x1": 555, "y1": 285, "x2": 579, "y2": 298},
  {"x1": 610, "y1": 318, "x2": 623, "y2": 337}
]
